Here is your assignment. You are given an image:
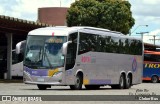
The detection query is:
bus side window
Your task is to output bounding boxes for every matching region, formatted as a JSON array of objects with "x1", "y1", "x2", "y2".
[{"x1": 78, "y1": 33, "x2": 96, "y2": 54}]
